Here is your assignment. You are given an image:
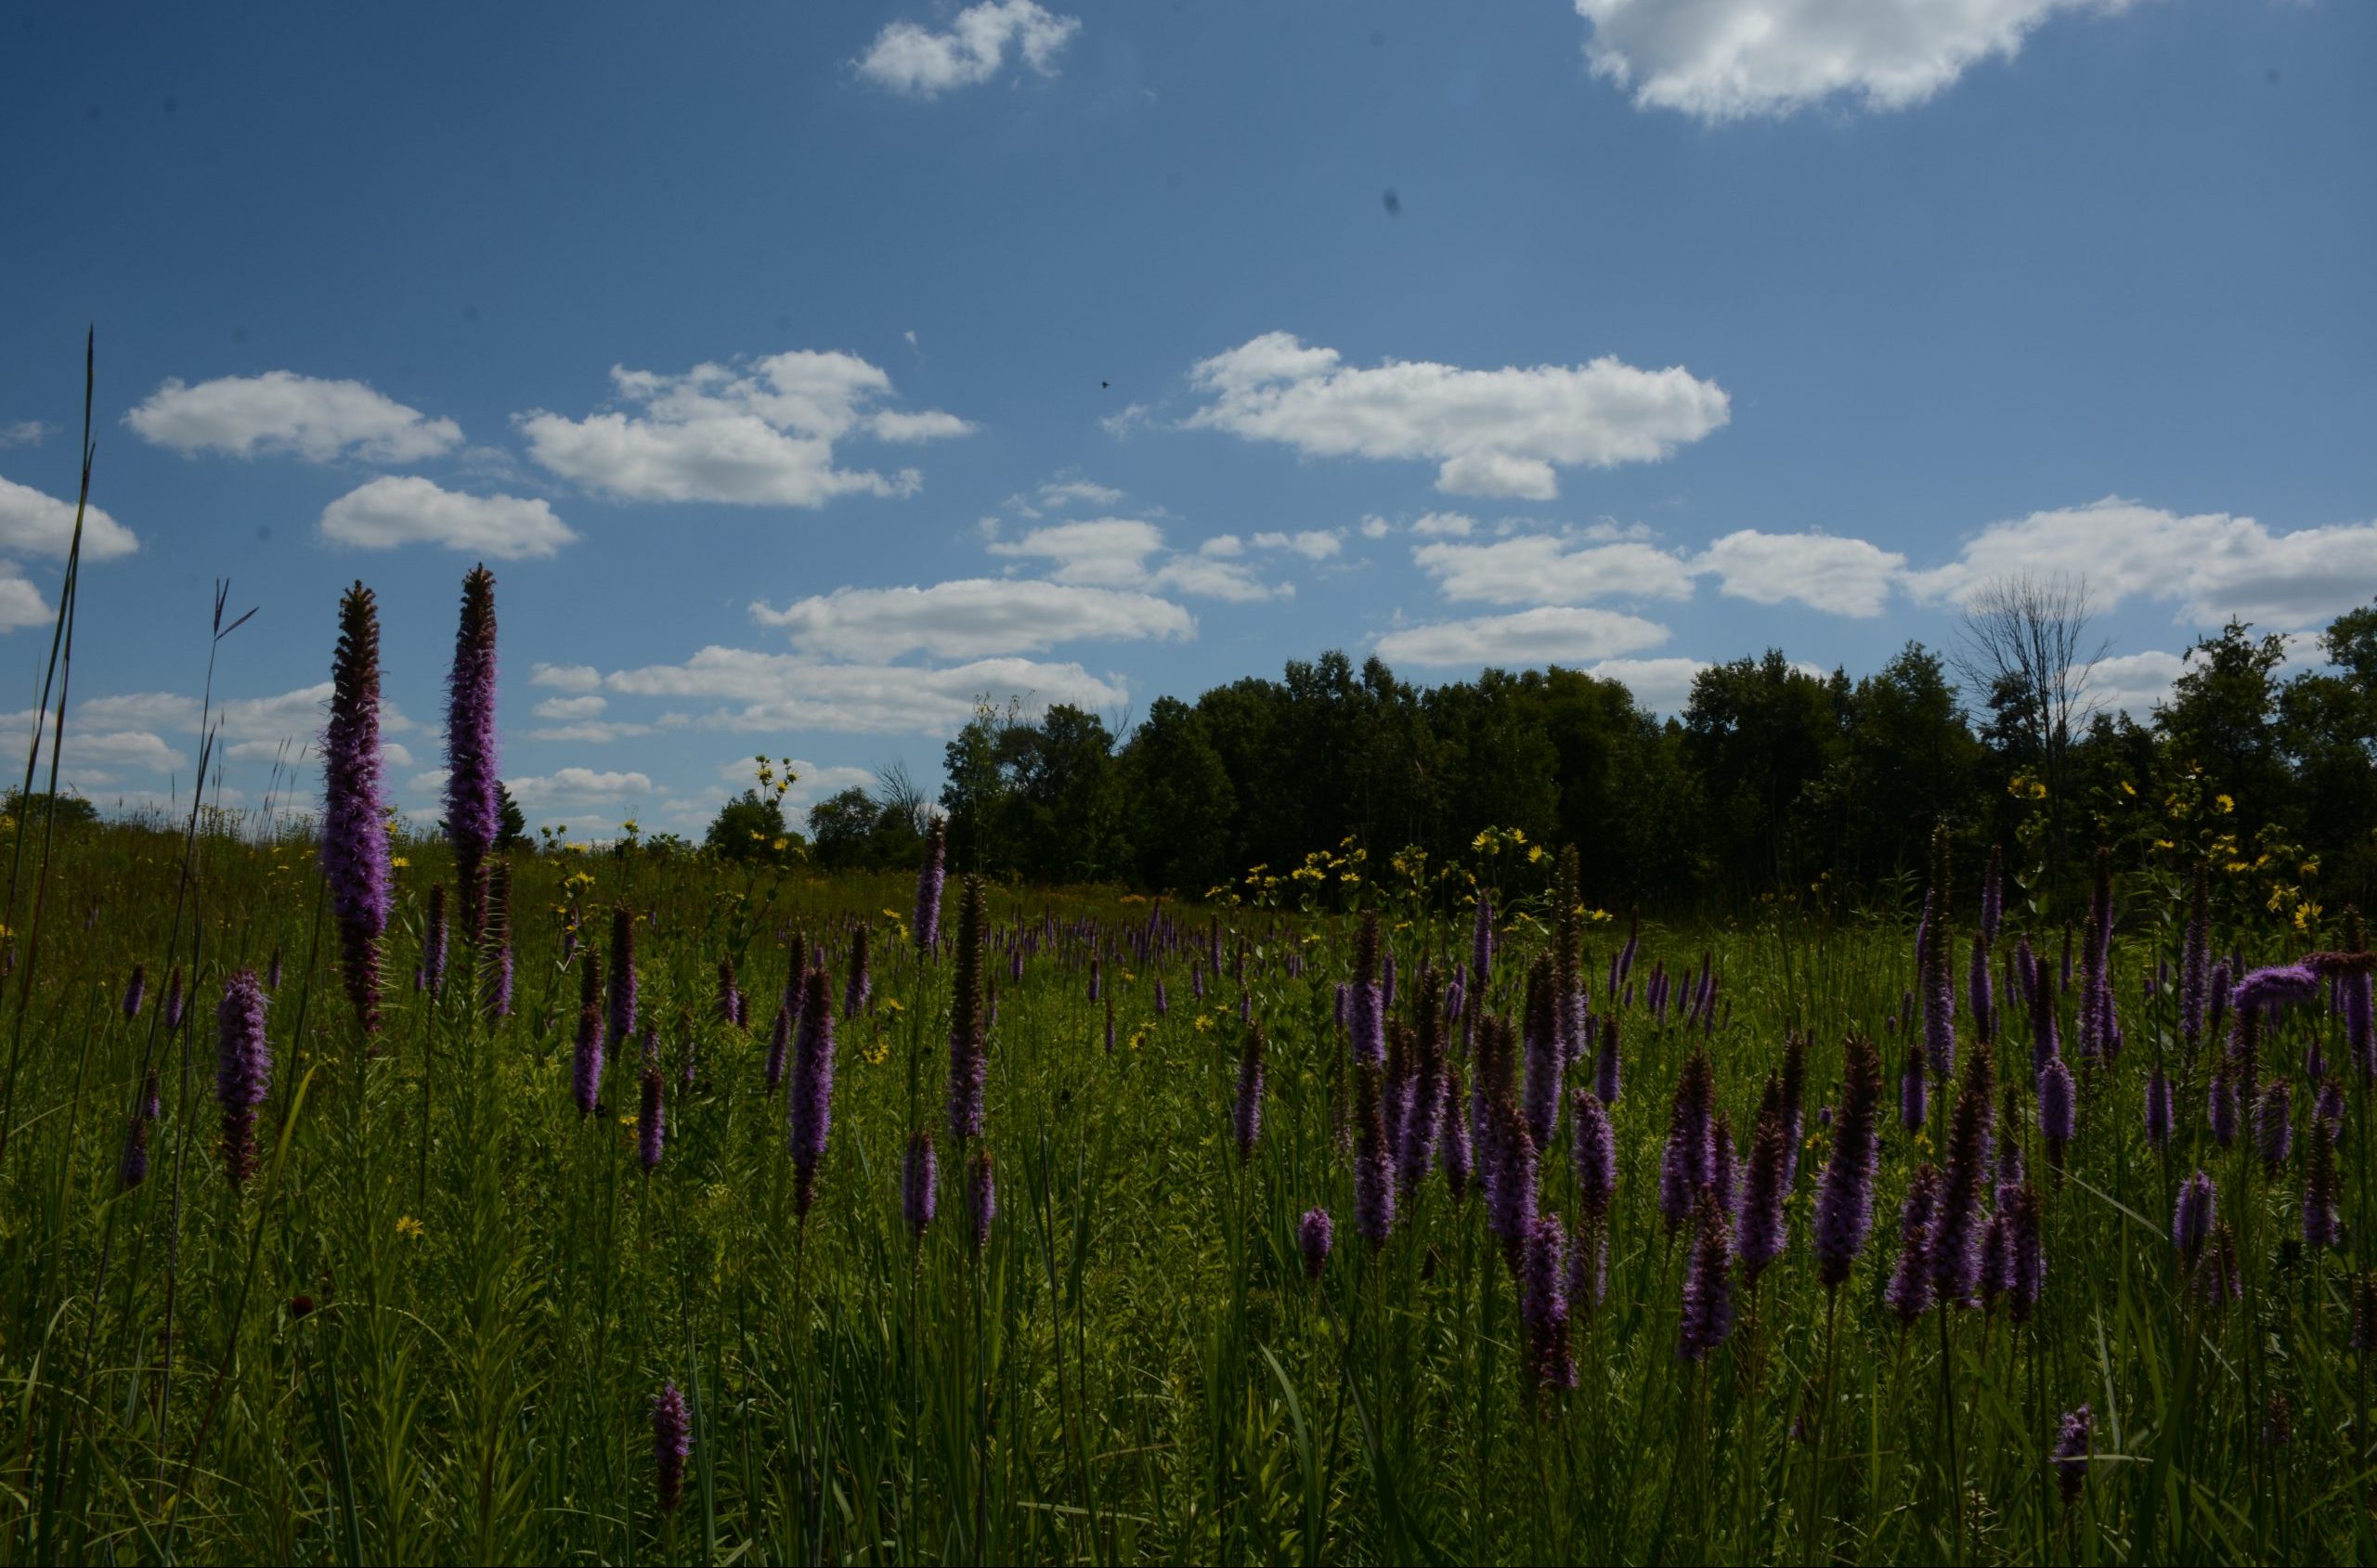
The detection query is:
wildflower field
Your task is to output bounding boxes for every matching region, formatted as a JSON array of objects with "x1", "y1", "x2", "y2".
[{"x1": 2, "y1": 558, "x2": 2372, "y2": 1566}]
